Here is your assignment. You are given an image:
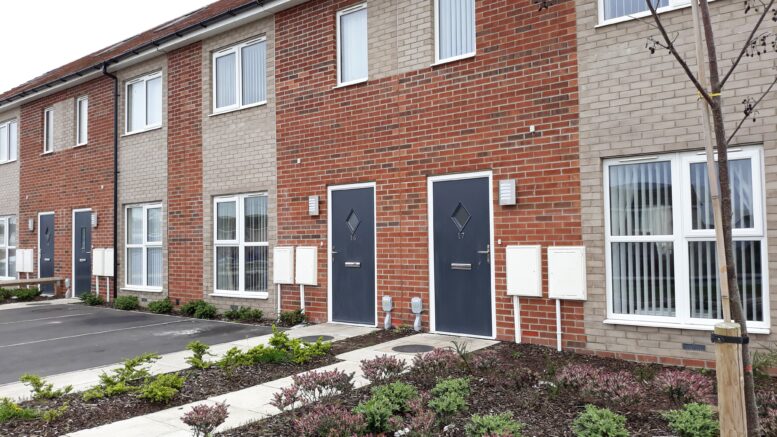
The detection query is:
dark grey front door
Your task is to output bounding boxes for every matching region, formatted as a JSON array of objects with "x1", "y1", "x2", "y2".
[
  {"x1": 432, "y1": 176, "x2": 493, "y2": 337},
  {"x1": 73, "y1": 211, "x2": 92, "y2": 296},
  {"x1": 39, "y1": 214, "x2": 55, "y2": 294},
  {"x1": 331, "y1": 186, "x2": 375, "y2": 325}
]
